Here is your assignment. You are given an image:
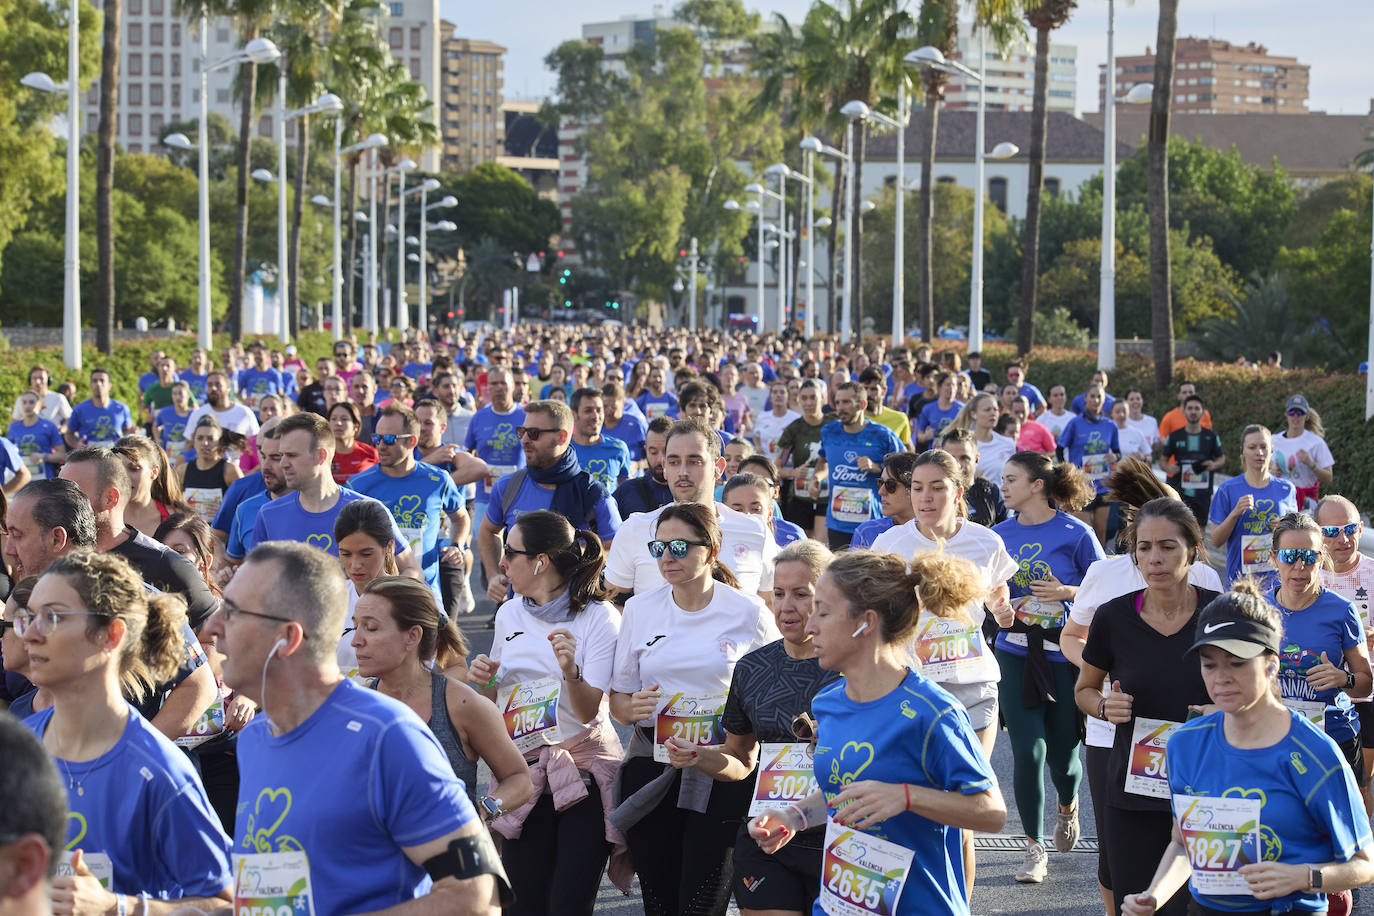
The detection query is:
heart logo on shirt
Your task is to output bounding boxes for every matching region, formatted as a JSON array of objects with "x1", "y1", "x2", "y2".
[
  {"x1": 393, "y1": 494, "x2": 425, "y2": 527},
  {"x1": 65, "y1": 812, "x2": 87, "y2": 851},
  {"x1": 833, "y1": 741, "x2": 875, "y2": 785},
  {"x1": 1221, "y1": 786, "x2": 1269, "y2": 806},
  {"x1": 244, "y1": 787, "x2": 304, "y2": 853},
  {"x1": 305, "y1": 533, "x2": 332, "y2": 551}
]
